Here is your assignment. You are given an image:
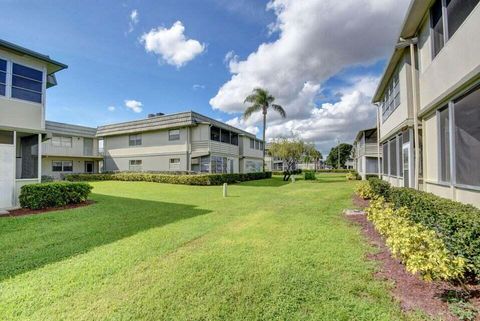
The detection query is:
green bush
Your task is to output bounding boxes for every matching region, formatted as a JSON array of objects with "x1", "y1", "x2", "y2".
[
  {"x1": 367, "y1": 178, "x2": 391, "y2": 199},
  {"x1": 355, "y1": 181, "x2": 375, "y2": 200},
  {"x1": 389, "y1": 188, "x2": 480, "y2": 278},
  {"x1": 304, "y1": 171, "x2": 316, "y2": 180},
  {"x1": 346, "y1": 171, "x2": 360, "y2": 180},
  {"x1": 316, "y1": 169, "x2": 351, "y2": 173},
  {"x1": 19, "y1": 182, "x2": 93, "y2": 210},
  {"x1": 65, "y1": 172, "x2": 272, "y2": 186},
  {"x1": 366, "y1": 197, "x2": 466, "y2": 281}
]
